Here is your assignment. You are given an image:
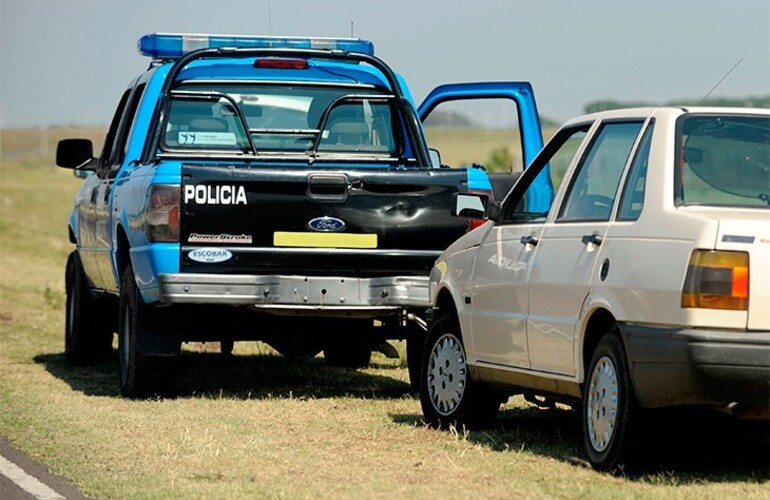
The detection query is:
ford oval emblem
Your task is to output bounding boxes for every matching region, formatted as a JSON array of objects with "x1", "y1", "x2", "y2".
[
  {"x1": 188, "y1": 247, "x2": 233, "y2": 263},
  {"x1": 308, "y1": 216, "x2": 346, "y2": 232}
]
